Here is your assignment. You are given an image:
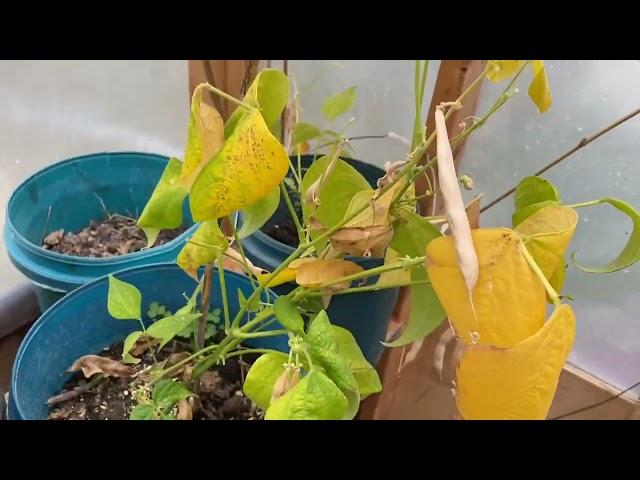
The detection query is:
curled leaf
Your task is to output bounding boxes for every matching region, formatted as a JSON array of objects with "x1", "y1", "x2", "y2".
[
  {"x1": 456, "y1": 304, "x2": 575, "y2": 420},
  {"x1": 243, "y1": 352, "x2": 290, "y2": 410},
  {"x1": 179, "y1": 86, "x2": 225, "y2": 189},
  {"x1": 122, "y1": 331, "x2": 143, "y2": 364},
  {"x1": 330, "y1": 225, "x2": 394, "y2": 259},
  {"x1": 572, "y1": 197, "x2": 640, "y2": 273},
  {"x1": 528, "y1": 60, "x2": 552, "y2": 114},
  {"x1": 486, "y1": 60, "x2": 526, "y2": 82},
  {"x1": 68, "y1": 355, "x2": 135, "y2": 379},
  {"x1": 190, "y1": 108, "x2": 289, "y2": 222},
  {"x1": 426, "y1": 228, "x2": 546, "y2": 347}
]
